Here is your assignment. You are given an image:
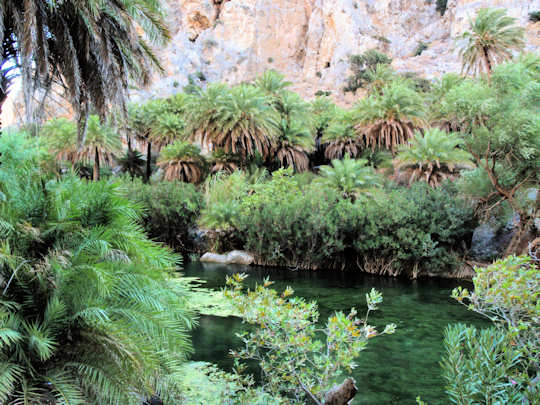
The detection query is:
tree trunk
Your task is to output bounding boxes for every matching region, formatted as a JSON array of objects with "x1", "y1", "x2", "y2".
[
  {"x1": 482, "y1": 46, "x2": 492, "y2": 76},
  {"x1": 145, "y1": 142, "x2": 152, "y2": 183},
  {"x1": 93, "y1": 147, "x2": 100, "y2": 181},
  {"x1": 324, "y1": 378, "x2": 358, "y2": 405}
]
